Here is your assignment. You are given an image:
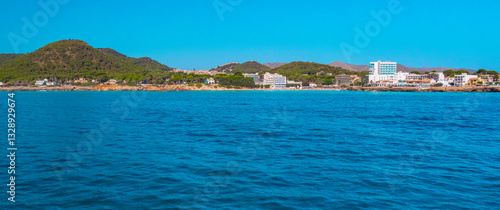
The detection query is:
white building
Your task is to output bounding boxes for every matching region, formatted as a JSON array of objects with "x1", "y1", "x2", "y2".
[
  {"x1": 260, "y1": 72, "x2": 287, "y2": 89},
  {"x1": 0, "y1": 82, "x2": 4, "y2": 86},
  {"x1": 366, "y1": 61, "x2": 397, "y2": 84},
  {"x1": 454, "y1": 73, "x2": 478, "y2": 87},
  {"x1": 35, "y1": 79, "x2": 49, "y2": 86},
  {"x1": 243, "y1": 74, "x2": 259, "y2": 83},
  {"x1": 204, "y1": 78, "x2": 215, "y2": 84}
]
